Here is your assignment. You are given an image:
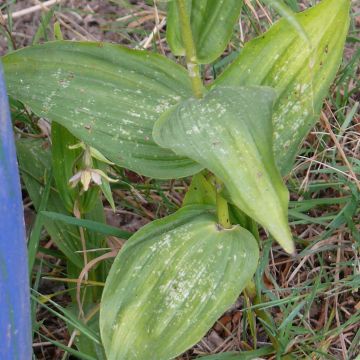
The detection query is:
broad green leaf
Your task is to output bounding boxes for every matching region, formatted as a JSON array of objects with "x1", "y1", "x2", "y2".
[
  {"x1": 262, "y1": 0, "x2": 308, "y2": 42},
  {"x1": 214, "y1": 0, "x2": 350, "y2": 175},
  {"x1": 100, "y1": 205, "x2": 259, "y2": 360},
  {"x1": 153, "y1": 86, "x2": 294, "y2": 253},
  {"x1": 51, "y1": 121, "x2": 80, "y2": 212},
  {"x1": 167, "y1": 0, "x2": 243, "y2": 64},
  {"x1": 3, "y1": 41, "x2": 201, "y2": 179},
  {"x1": 182, "y1": 172, "x2": 216, "y2": 207}
]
